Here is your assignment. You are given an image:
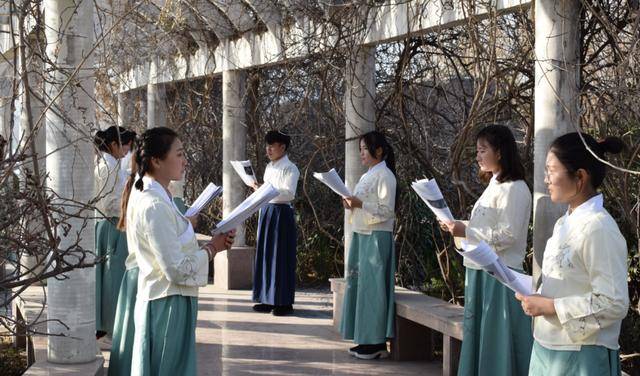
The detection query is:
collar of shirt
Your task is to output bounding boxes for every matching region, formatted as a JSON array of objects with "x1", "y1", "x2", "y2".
[
  {"x1": 559, "y1": 193, "x2": 604, "y2": 235},
  {"x1": 141, "y1": 175, "x2": 173, "y2": 207},
  {"x1": 101, "y1": 152, "x2": 118, "y2": 168},
  {"x1": 269, "y1": 154, "x2": 291, "y2": 170},
  {"x1": 364, "y1": 160, "x2": 387, "y2": 178}
]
